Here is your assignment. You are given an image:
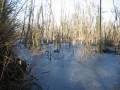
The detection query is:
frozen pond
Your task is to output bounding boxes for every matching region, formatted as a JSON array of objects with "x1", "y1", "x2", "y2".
[{"x1": 17, "y1": 43, "x2": 120, "y2": 90}]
